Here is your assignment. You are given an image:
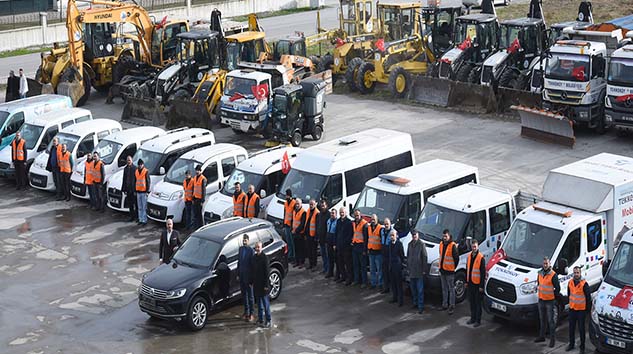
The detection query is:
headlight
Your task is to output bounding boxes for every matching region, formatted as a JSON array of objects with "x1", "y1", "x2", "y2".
[
  {"x1": 165, "y1": 288, "x2": 187, "y2": 299},
  {"x1": 170, "y1": 191, "x2": 184, "y2": 201},
  {"x1": 591, "y1": 297, "x2": 599, "y2": 327},
  {"x1": 605, "y1": 96, "x2": 612, "y2": 108},
  {"x1": 519, "y1": 280, "x2": 538, "y2": 295},
  {"x1": 429, "y1": 259, "x2": 440, "y2": 276},
  {"x1": 222, "y1": 206, "x2": 233, "y2": 219}
]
